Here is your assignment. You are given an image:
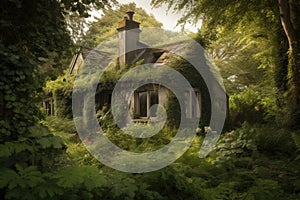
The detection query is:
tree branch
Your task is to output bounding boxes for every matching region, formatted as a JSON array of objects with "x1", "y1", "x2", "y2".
[{"x1": 277, "y1": 0, "x2": 298, "y2": 49}]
